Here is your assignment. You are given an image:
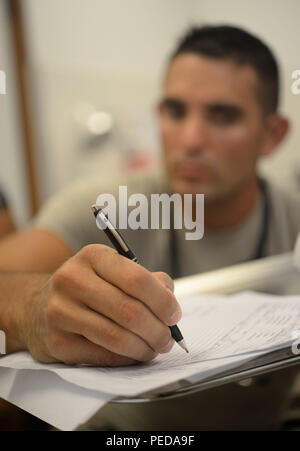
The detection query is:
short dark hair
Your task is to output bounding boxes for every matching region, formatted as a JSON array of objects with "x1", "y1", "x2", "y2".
[{"x1": 170, "y1": 25, "x2": 280, "y2": 115}]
